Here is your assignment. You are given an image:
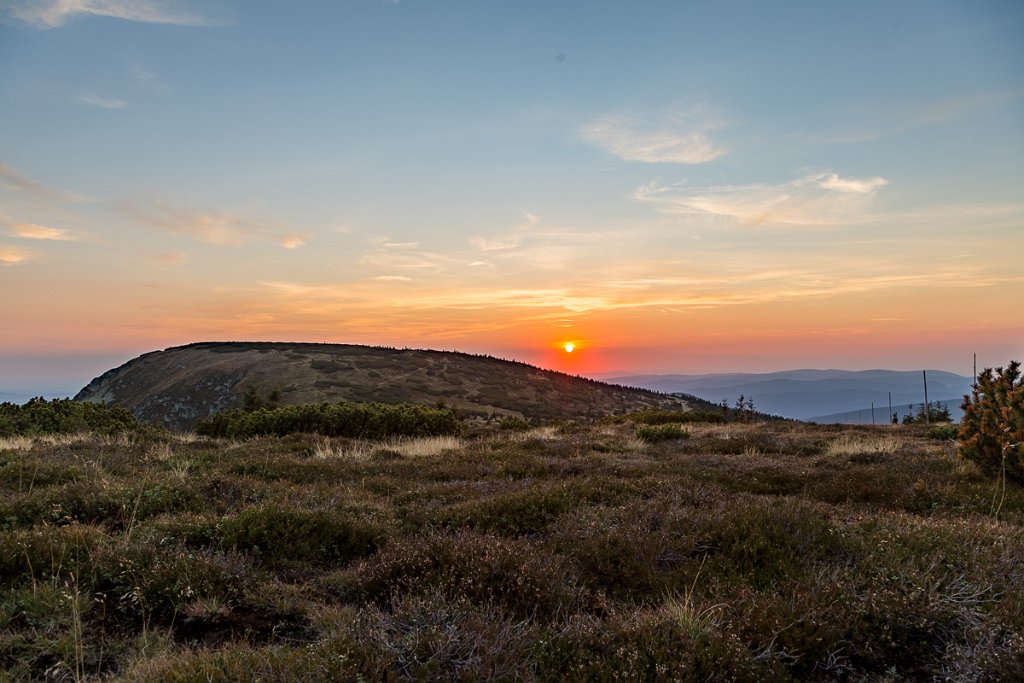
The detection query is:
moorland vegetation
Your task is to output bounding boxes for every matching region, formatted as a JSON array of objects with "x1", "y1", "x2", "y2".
[{"x1": 0, "y1": 373, "x2": 1022, "y2": 680}]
